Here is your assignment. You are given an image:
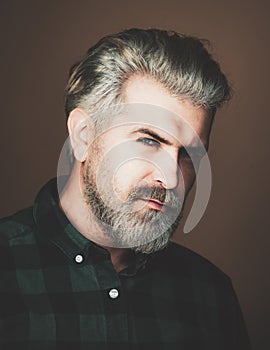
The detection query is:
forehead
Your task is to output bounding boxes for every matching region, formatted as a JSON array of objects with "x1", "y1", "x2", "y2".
[{"x1": 105, "y1": 75, "x2": 213, "y2": 146}]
